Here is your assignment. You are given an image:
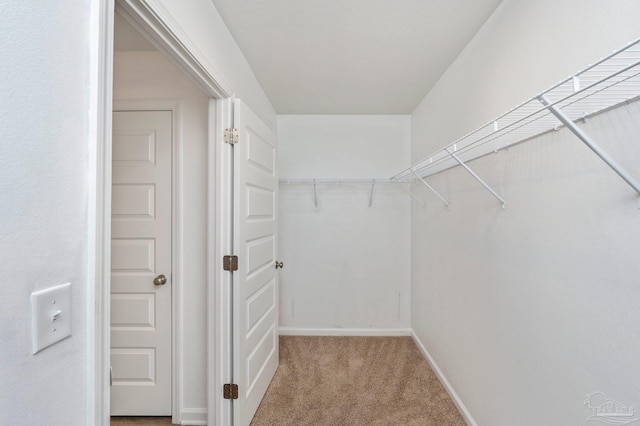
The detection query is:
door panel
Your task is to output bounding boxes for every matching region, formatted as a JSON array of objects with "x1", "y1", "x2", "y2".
[
  {"x1": 234, "y1": 100, "x2": 279, "y2": 426},
  {"x1": 111, "y1": 110, "x2": 172, "y2": 416}
]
